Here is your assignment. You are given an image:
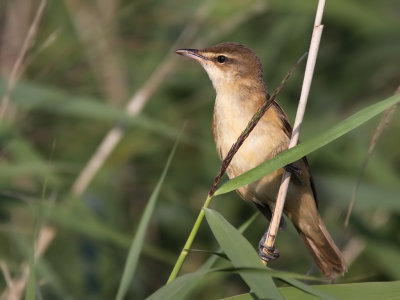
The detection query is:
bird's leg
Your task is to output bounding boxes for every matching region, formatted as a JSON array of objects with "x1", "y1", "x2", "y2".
[
  {"x1": 284, "y1": 163, "x2": 305, "y2": 185},
  {"x1": 258, "y1": 231, "x2": 280, "y2": 262}
]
